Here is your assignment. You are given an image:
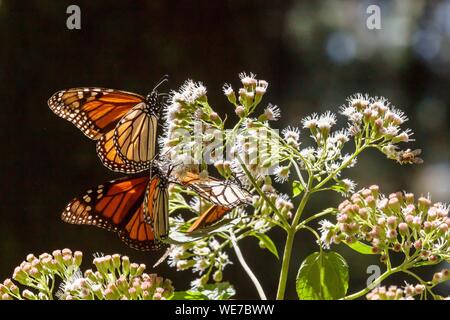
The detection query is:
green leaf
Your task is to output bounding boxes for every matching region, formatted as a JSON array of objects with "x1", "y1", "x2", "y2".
[
  {"x1": 169, "y1": 291, "x2": 209, "y2": 300},
  {"x1": 296, "y1": 251, "x2": 349, "y2": 300},
  {"x1": 252, "y1": 232, "x2": 279, "y2": 259},
  {"x1": 166, "y1": 218, "x2": 240, "y2": 244},
  {"x1": 292, "y1": 180, "x2": 304, "y2": 197},
  {"x1": 344, "y1": 240, "x2": 376, "y2": 255},
  {"x1": 198, "y1": 282, "x2": 236, "y2": 300}
]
